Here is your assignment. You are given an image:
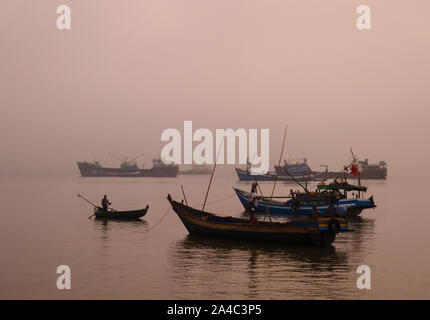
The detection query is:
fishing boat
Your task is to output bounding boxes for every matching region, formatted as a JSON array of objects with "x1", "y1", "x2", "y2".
[
  {"x1": 234, "y1": 181, "x2": 375, "y2": 218},
  {"x1": 167, "y1": 194, "x2": 349, "y2": 246},
  {"x1": 93, "y1": 205, "x2": 149, "y2": 220}
]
